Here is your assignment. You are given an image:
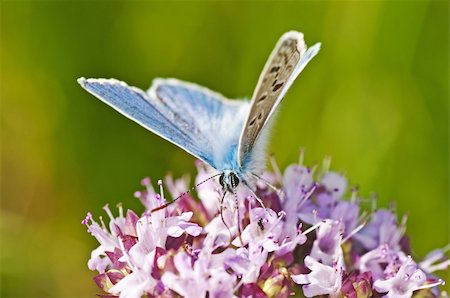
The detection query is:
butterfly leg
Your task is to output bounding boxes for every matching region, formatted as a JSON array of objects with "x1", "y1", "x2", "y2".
[
  {"x1": 219, "y1": 190, "x2": 234, "y2": 246},
  {"x1": 250, "y1": 172, "x2": 283, "y2": 198}
]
